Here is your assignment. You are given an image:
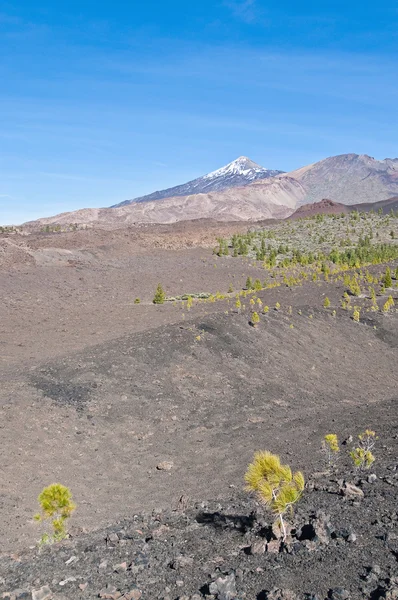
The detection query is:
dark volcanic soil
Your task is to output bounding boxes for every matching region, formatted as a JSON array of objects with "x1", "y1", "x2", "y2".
[
  {"x1": 0, "y1": 225, "x2": 397, "y2": 598},
  {"x1": 1, "y1": 425, "x2": 398, "y2": 599}
]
